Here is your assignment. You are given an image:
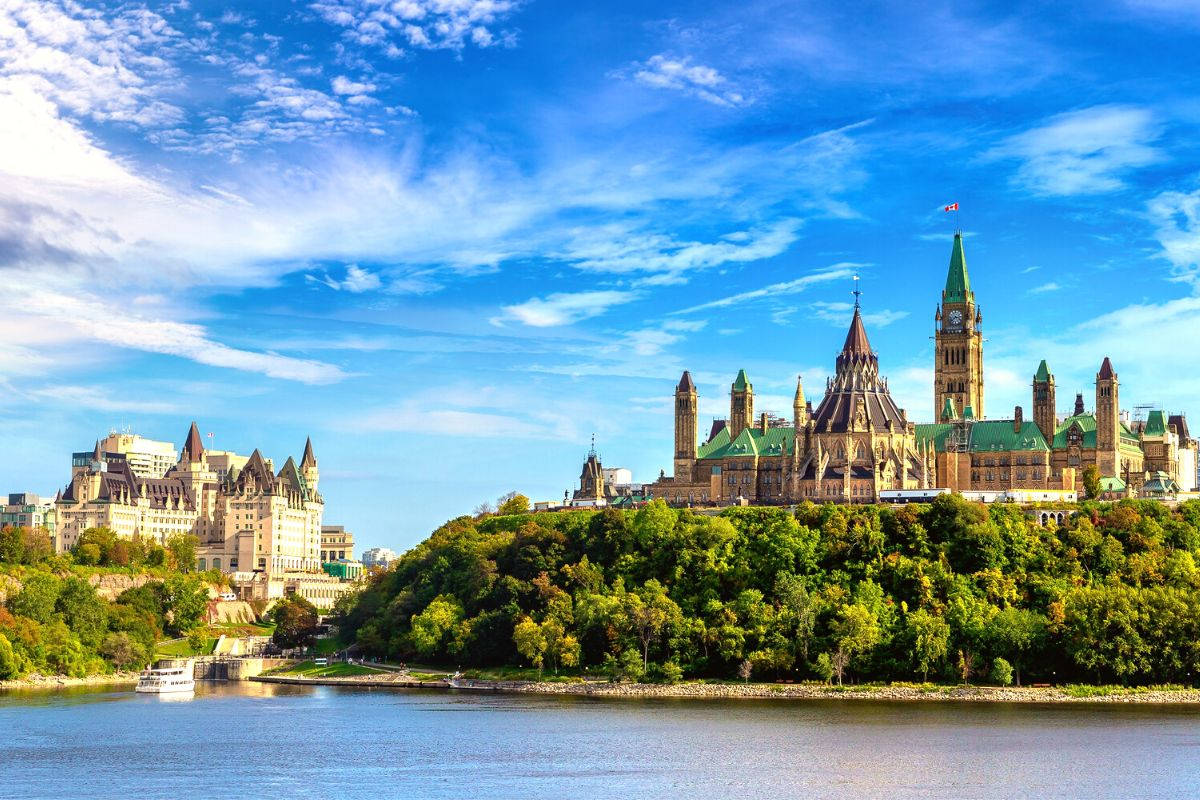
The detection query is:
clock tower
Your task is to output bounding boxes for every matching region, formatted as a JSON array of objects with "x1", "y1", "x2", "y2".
[{"x1": 934, "y1": 232, "x2": 984, "y2": 420}]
